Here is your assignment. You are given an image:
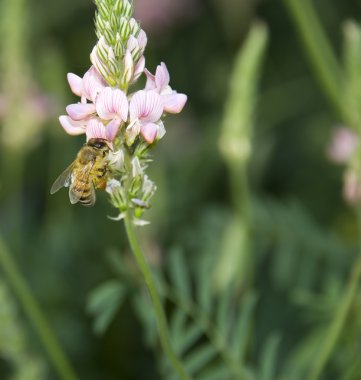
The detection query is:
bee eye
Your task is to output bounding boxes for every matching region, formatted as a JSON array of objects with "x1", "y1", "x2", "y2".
[{"x1": 90, "y1": 140, "x2": 106, "y2": 149}]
